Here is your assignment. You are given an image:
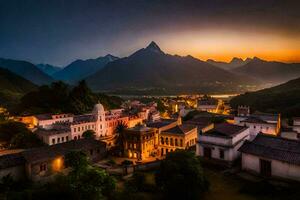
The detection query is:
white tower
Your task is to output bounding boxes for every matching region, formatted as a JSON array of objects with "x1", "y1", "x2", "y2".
[{"x1": 93, "y1": 103, "x2": 107, "y2": 137}]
